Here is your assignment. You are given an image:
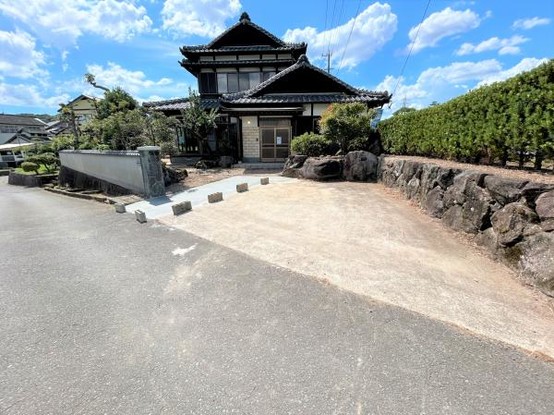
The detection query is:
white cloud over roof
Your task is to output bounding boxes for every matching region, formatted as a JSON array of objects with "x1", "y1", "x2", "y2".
[
  {"x1": 283, "y1": 2, "x2": 398, "y2": 70},
  {"x1": 161, "y1": 0, "x2": 242, "y2": 38},
  {"x1": 407, "y1": 7, "x2": 481, "y2": 54}
]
